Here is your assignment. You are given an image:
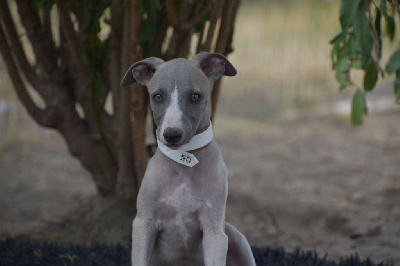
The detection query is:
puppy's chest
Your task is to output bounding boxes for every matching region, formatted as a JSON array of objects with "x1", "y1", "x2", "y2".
[{"x1": 156, "y1": 181, "x2": 206, "y2": 221}]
